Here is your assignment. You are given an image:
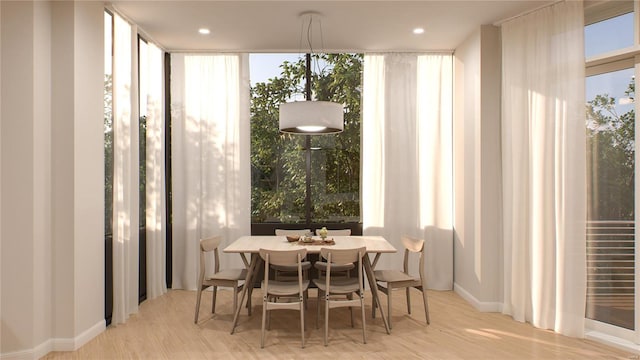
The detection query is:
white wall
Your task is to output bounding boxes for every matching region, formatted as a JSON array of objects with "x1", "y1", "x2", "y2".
[
  {"x1": 1, "y1": 1, "x2": 105, "y2": 358},
  {"x1": 70, "y1": 1, "x2": 105, "y2": 338},
  {"x1": 453, "y1": 25, "x2": 503, "y2": 311},
  {"x1": 1, "y1": 1, "x2": 37, "y2": 354},
  {"x1": 33, "y1": 0, "x2": 53, "y2": 349}
]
